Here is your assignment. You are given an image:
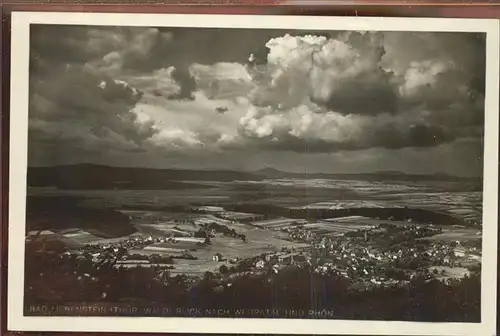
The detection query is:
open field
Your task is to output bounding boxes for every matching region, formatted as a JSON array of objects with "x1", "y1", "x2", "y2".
[
  {"x1": 324, "y1": 216, "x2": 388, "y2": 224},
  {"x1": 427, "y1": 266, "x2": 471, "y2": 282},
  {"x1": 420, "y1": 228, "x2": 481, "y2": 241},
  {"x1": 168, "y1": 260, "x2": 222, "y2": 274},
  {"x1": 135, "y1": 229, "x2": 311, "y2": 275},
  {"x1": 298, "y1": 201, "x2": 389, "y2": 210},
  {"x1": 254, "y1": 216, "x2": 395, "y2": 237},
  {"x1": 118, "y1": 222, "x2": 311, "y2": 274},
  {"x1": 146, "y1": 241, "x2": 199, "y2": 250},
  {"x1": 188, "y1": 229, "x2": 309, "y2": 260},
  {"x1": 129, "y1": 248, "x2": 184, "y2": 256},
  {"x1": 142, "y1": 246, "x2": 187, "y2": 254},
  {"x1": 258, "y1": 222, "x2": 302, "y2": 230},
  {"x1": 138, "y1": 225, "x2": 194, "y2": 237},
  {"x1": 302, "y1": 221, "x2": 377, "y2": 237},
  {"x1": 32, "y1": 229, "x2": 142, "y2": 248},
  {"x1": 252, "y1": 218, "x2": 305, "y2": 229},
  {"x1": 28, "y1": 178, "x2": 482, "y2": 222},
  {"x1": 84, "y1": 233, "x2": 143, "y2": 246},
  {"x1": 59, "y1": 230, "x2": 104, "y2": 245}
]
